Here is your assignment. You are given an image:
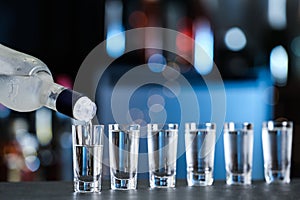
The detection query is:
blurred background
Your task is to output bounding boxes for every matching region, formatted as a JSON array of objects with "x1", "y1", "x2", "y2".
[{"x1": 0, "y1": 0, "x2": 299, "y2": 181}]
